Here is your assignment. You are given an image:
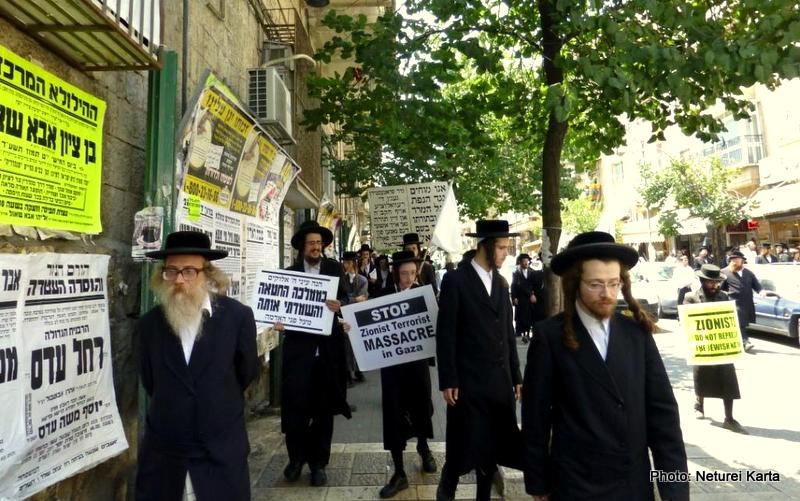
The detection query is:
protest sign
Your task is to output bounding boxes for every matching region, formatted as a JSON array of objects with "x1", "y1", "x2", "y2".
[
  {"x1": 251, "y1": 269, "x2": 339, "y2": 335},
  {"x1": 341, "y1": 285, "x2": 438, "y2": 371},
  {"x1": 0, "y1": 254, "x2": 127, "y2": 500},
  {"x1": 368, "y1": 182, "x2": 449, "y2": 250},
  {"x1": 677, "y1": 300, "x2": 744, "y2": 365},
  {"x1": 0, "y1": 45, "x2": 106, "y2": 233}
]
